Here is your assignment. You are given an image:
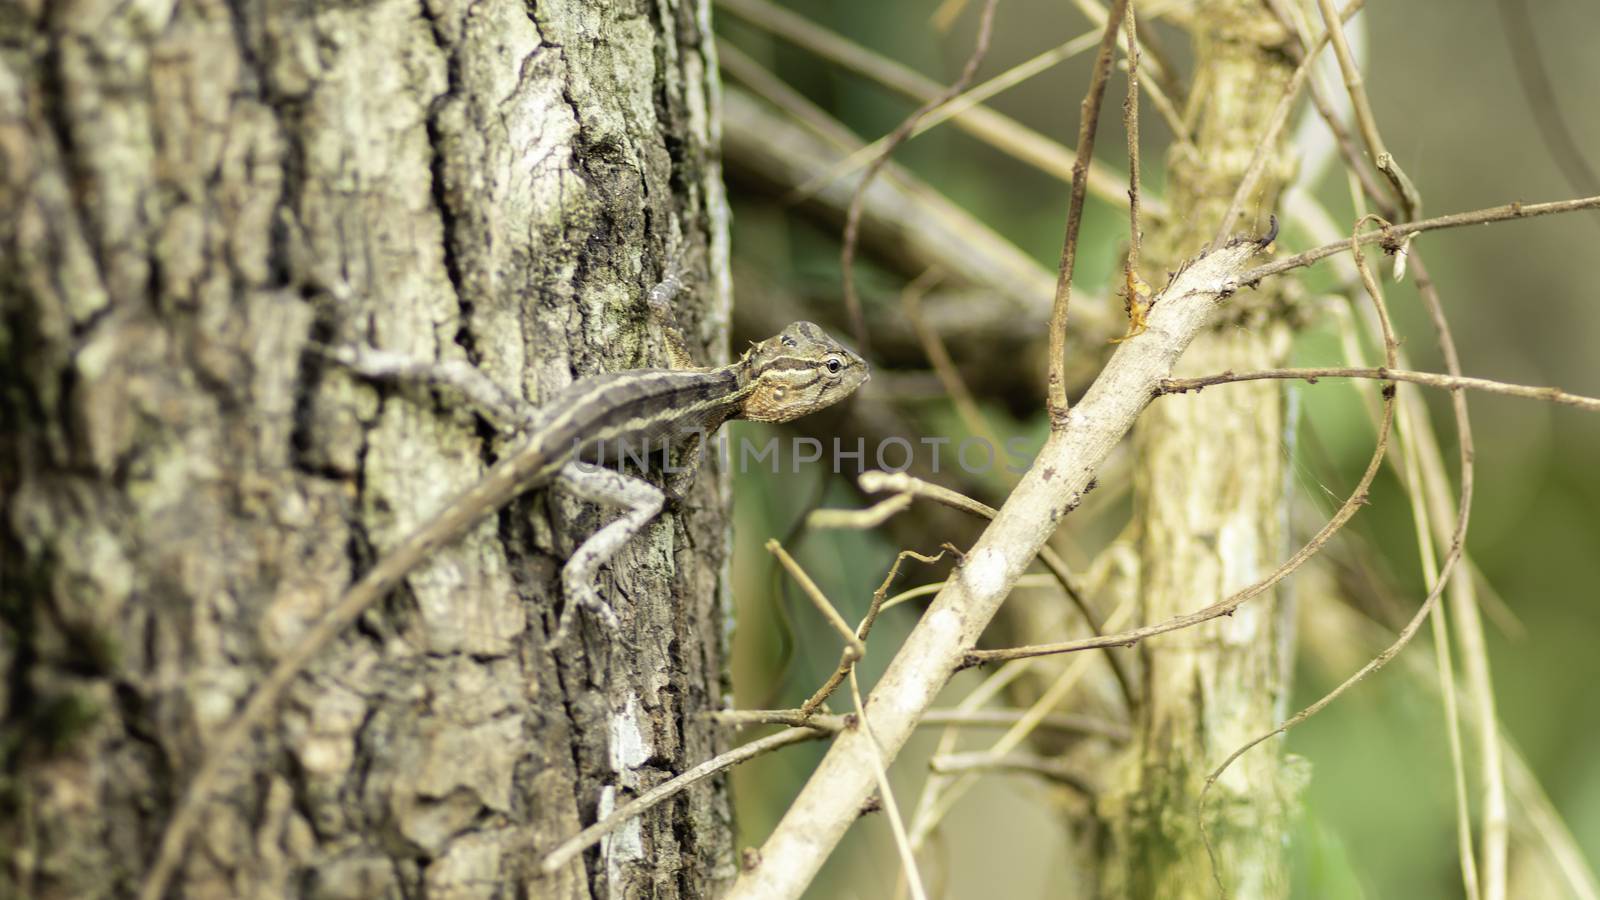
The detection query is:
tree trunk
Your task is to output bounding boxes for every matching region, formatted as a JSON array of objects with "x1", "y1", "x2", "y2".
[
  {"x1": 1098, "y1": 4, "x2": 1300, "y2": 897},
  {"x1": 0, "y1": 1, "x2": 735, "y2": 897}
]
